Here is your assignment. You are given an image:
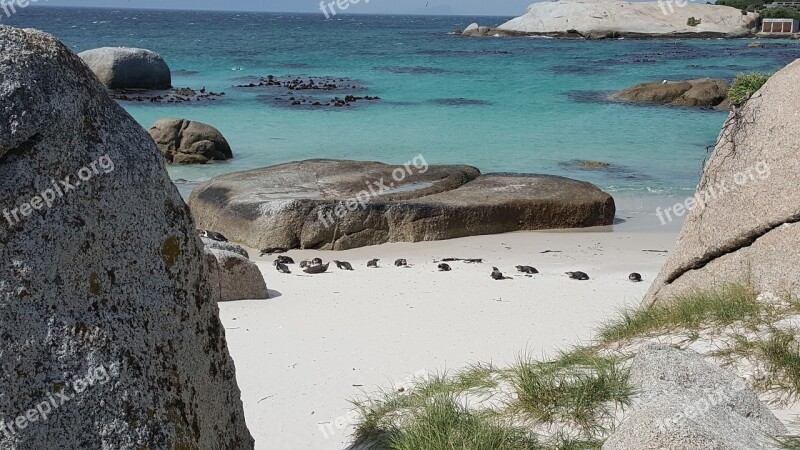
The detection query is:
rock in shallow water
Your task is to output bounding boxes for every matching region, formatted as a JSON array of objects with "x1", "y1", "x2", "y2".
[
  {"x1": 188, "y1": 159, "x2": 615, "y2": 251},
  {"x1": 78, "y1": 46, "x2": 172, "y2": 90},
  {"x1": 612, "y1": 78, "x2": 730, "y2": 108},
  {"x1": 0, "y1": 26, "x2": 253, "y2": 449},
  {"x1": 149, "y1": 118, "x2": 233, "y2": 164}
]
